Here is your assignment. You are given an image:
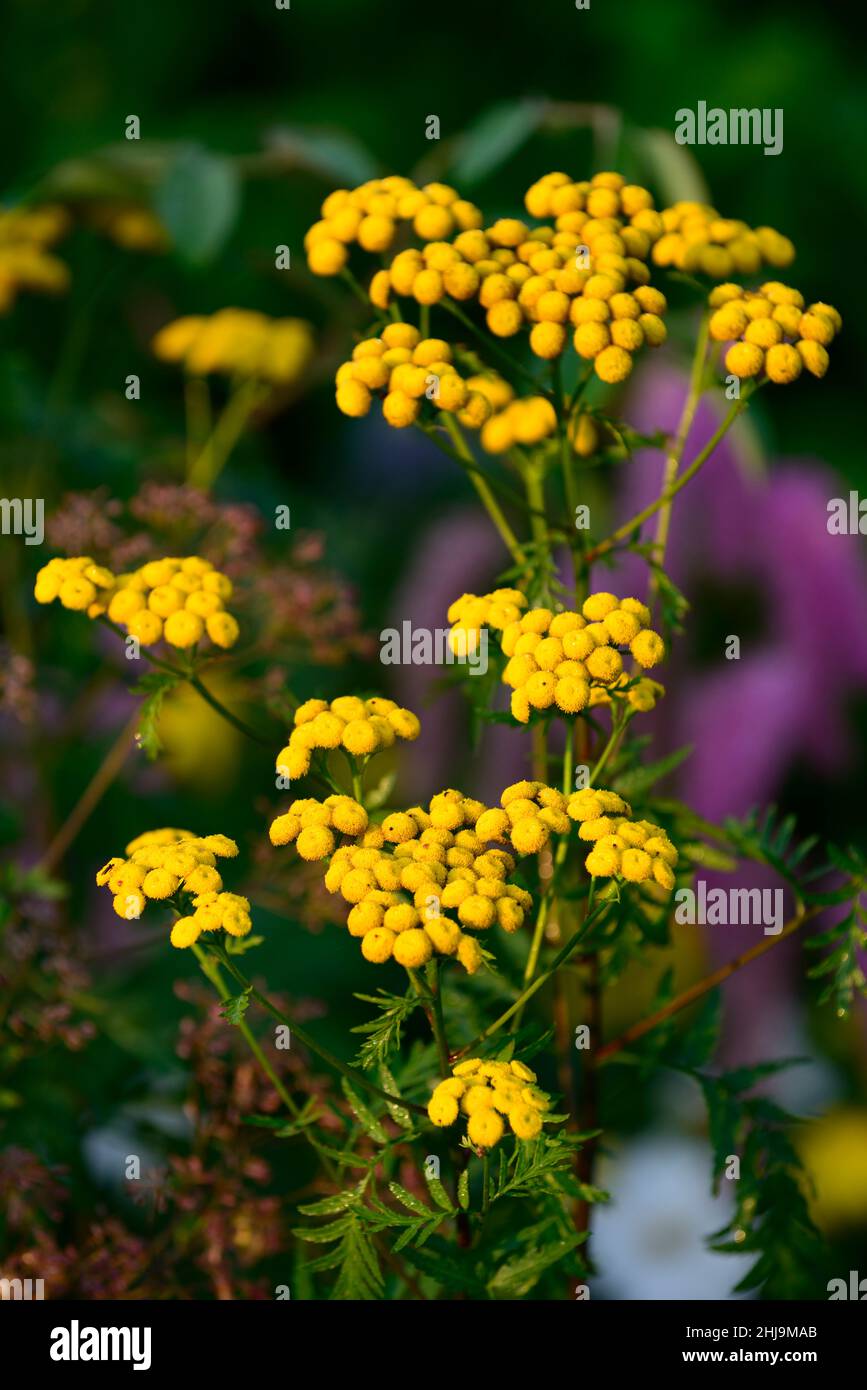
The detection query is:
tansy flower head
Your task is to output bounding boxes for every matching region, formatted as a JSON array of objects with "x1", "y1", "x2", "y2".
[
  {"x1": 305, "y1": 177, "x2": 482, "y2": 279},
  {"x1": 0, "y1": 204, "x2": 70, "y2": 314},
  {"x1": 476, "y1": 781, "x2": 572, "y2": 857},
  {"x1": 35, "y1": 554, "x2": 241, "y2": 651},
  {"x1": 81, "y1": 201, "x2": 169, "y2": 253},
  {"x1": 428, "y1": 1057, "x2": 554, "y2": 1150},
  {"x1": 269, "y1": 795, "x2": 368, "y2": 857},
  {"x1": 449, "y1": 589, "x2": 665, "y2": 725},
  {"x1": 153, "y1": 309, "x2": 313, "y2": 386},
  {"x1": 652, "y1": 203, "x2": 794, "y2": 279},
  {"x1": 335, "y1": 328, "x2": 508, "y2": 436},
  {"x1": 95, "y1": 830, "x2": 250, "y2": 945},
  {"x1": 708, "y1": 282, "x2": 841, "y2": 384},
  {"x1": 299, "y1": 790, "x2": 533, "y2": 973},
  {"x1": 567, "y1": 788, "x2": 678, "y2": 889},
  {"x1": 274, "y1": 696, "x2": 420, "y2": 782}
]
